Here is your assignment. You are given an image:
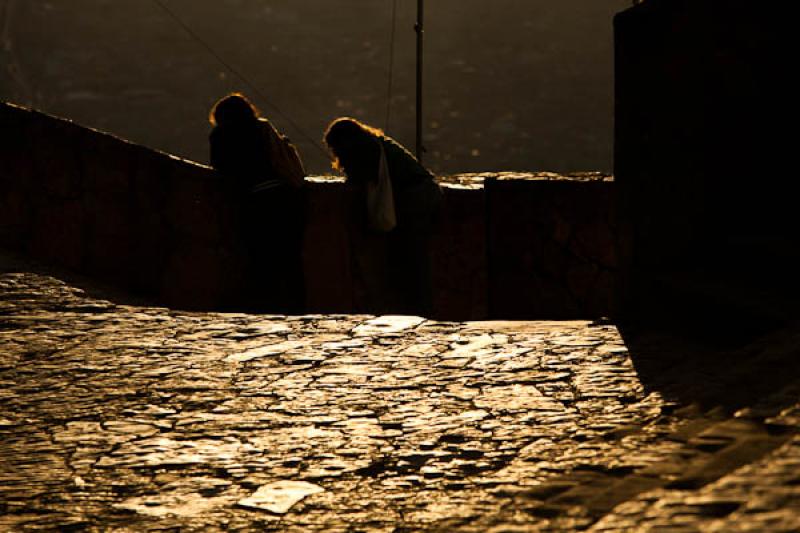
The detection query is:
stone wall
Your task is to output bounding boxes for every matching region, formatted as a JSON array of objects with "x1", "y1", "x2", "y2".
[
  {"x1": 486, "y1": 174, "x2": 616, "y2": 319},
  {"x1": 0, "y1": 102, "x2": 616, "y2": 319},
  {"x1": 0, "y1": 102, "x2": 248, "y2": 310},
  {"x1": 615, "y1": 0, "x2": 797, "y2": 329}
]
